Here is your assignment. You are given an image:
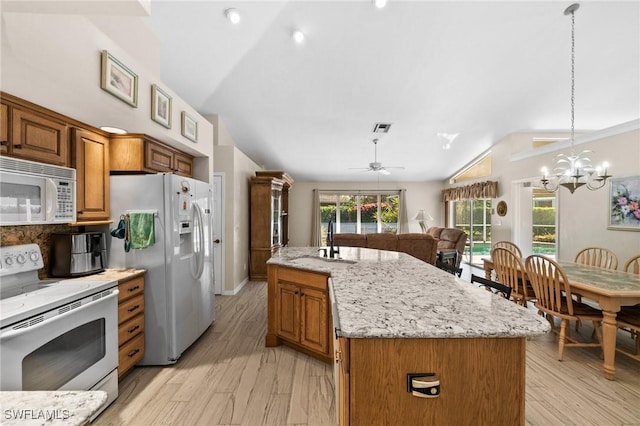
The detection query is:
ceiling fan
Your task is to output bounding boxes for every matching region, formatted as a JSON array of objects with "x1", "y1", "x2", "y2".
[{"x1": 350, "y1": 139, "x2": 405, "y2": 175}]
